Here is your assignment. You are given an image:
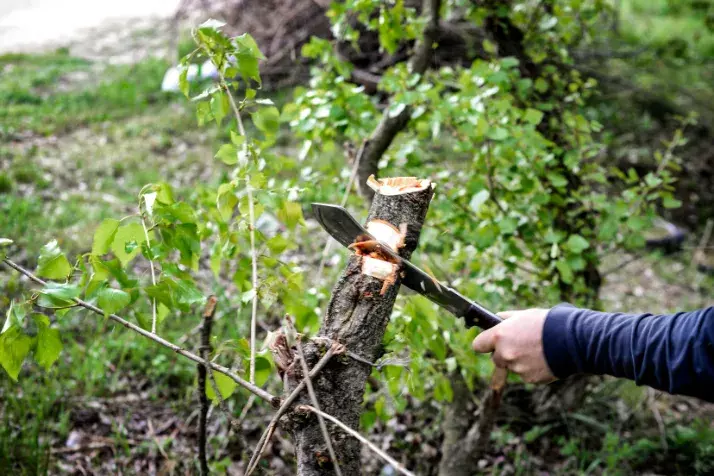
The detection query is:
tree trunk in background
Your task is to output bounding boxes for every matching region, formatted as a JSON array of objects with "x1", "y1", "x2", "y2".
[
  {"x1": 286, "y1": 177, "x2": 434, "y2": 475},
  {"x1": 356, "y1": 0, "x2": 442, "y2": 200},
  {"x1": 438, "y1": 372, "x2": 478, "y2": 476}
]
